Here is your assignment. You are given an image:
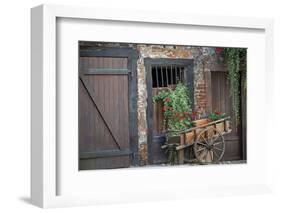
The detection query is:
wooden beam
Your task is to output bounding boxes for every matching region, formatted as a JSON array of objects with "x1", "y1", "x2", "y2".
[
  {"x1": 80, "y1": 150, "x2": 133, "y2": 159},
  {"x1": 83, "y1": 68, "x2": 130, "y2": 75}
]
